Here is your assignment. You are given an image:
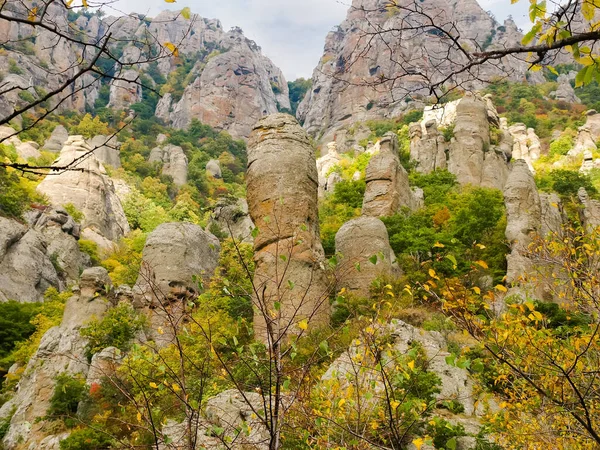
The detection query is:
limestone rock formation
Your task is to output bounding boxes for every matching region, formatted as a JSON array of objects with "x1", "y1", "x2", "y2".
[
  {"x1": 149, "y1": 144, "x2": 188, "y2": 186},
  {"x1": 580, "y1": 150, "x2": 600, "y2": 173},
  {"x1": 409, "y1": 94, "x2": 510, "y2": 189},
  {"x1": 316, "y1": 142, "x2": 342, "y2": 196},
  {"x1": 0, "y1": 268, "x2": 113, "y2": 449},
  {"x1": 42, "y1": 125, "x2": 69, "y2": 153},
  {"x1": 166, "y1": 27, "x2": 290, "y2": 139},
  {"x1": 207, "y1": 198, "x2": 255, "y2": 243},
  {"x1": 0, "y1": 207, "x2": 86, "y2": 303},
  {"x1": 88, "y1": 135, "x2": 121, "y2": 168},
  {"x1": 0, "y1": 7, "x2": 288, "y2": 139},
  {"x1": 247, "y1": 114, "x2": 331, "y2": 338},
  {"x1": 37, "y1": 136, "x2": 130, "y2": 249},
  {"x1": 503, "y1": 160, "x2": 542, "y2": 285},
  {"x1": 335, "y1": 216, "x2": 399, "y2": 296},
  {"x1": 578, "y1": 188, "x2": 600, "y2": 233},
  {"x1": 14, "y1": 141, "x2": 41, "y2": 160},
  {"x1": 508, "y1": 123, "x2": 541, "y2": 172},
  {"x1": 206, "y1": 159, "x2": 222, "y2": 179},
  {"x1": 107, "y1": 69, "x2": 142, "y2": 110},
  {"x1": 298, "y1": 0, "x2": 540, "y2": 142},
  {"x1": 409, "y1": 120, "x2": 448, "y2": 174},
  {"x1": 134, "y1": 222, "x2": 221, "y2": 305},
  {"x1": 363, "y1": 132, "x2": 420, "y2": 216},
  {"x1": 571, "y1": 110, "x2": 600, "y2": 156},
  {"x1": 550, "y1": 73, "x2": 580, "y2": 103}
]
